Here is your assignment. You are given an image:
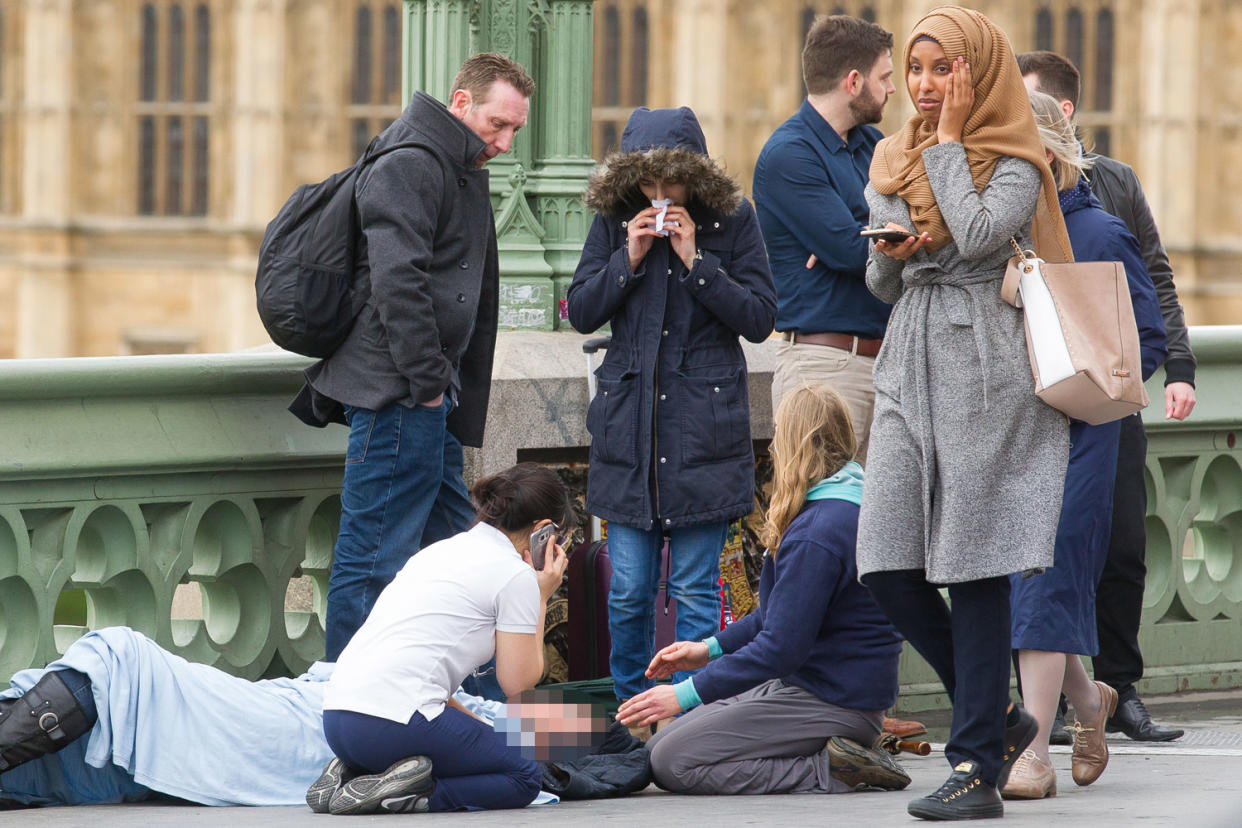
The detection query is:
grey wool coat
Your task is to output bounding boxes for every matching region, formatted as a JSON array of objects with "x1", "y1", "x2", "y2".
[{"x1": 856, "y1": 142, "x2": 1069, "y2": 584}]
